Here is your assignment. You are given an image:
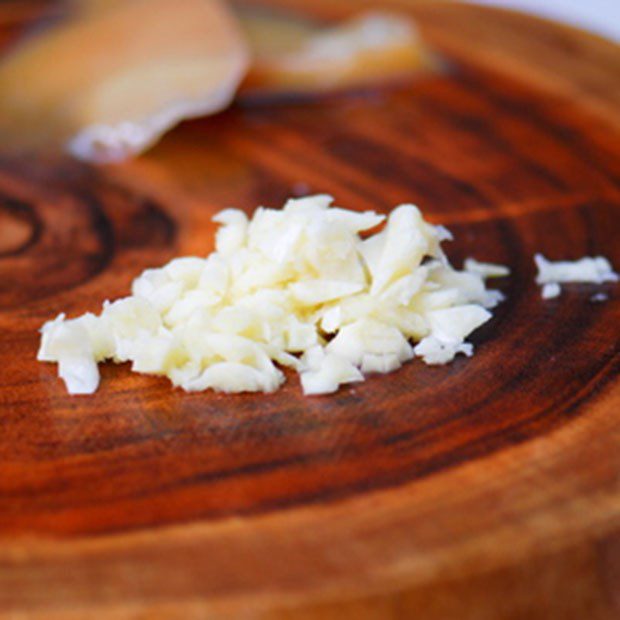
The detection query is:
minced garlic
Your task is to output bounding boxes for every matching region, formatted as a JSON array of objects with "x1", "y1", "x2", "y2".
[
  {"x1": 535, "y1": 254, "x2": 618, "y2": 299},
  {"x1": 38, "y1": 196, "x2": 507, "y2": 396}
]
